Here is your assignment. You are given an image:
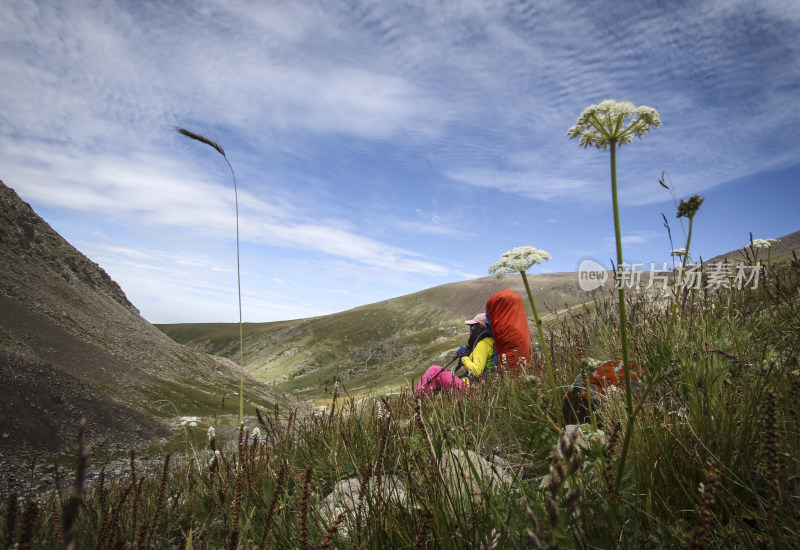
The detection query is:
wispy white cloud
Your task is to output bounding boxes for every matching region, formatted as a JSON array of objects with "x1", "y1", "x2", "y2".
[{"x1": 1, "y1": 0, "x2": 798, "y2": 322}]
